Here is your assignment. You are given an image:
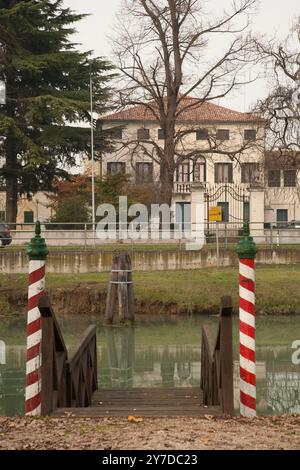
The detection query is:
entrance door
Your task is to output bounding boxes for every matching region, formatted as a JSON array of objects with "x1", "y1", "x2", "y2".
[{"x1": 176, "y1": 202, "x2": 191, "y2": 236}]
